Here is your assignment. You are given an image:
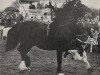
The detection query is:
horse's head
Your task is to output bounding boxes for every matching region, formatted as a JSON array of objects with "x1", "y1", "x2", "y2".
[
  {"x1": 52, "y1": 0, "x2": 93, "y2": 24},
  {"x1": 69, "y1": 0, "x2": 95, "y2": 38},
  {"x1": 50, "y1": 0, "x2": 94, "y2": 40}
]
